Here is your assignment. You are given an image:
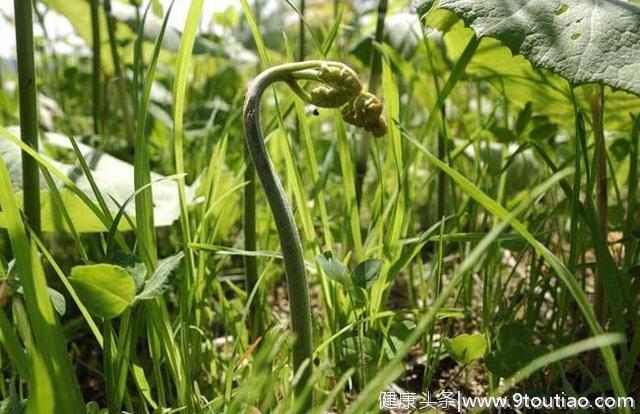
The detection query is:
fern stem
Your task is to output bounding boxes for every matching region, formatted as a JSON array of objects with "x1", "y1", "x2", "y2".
[
  {"x1": 243, "y1": 60, "x2": 385, "y2": 404},
  {"x1": 243, "y1": 64, "x2": 316, "y2": 401}
]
